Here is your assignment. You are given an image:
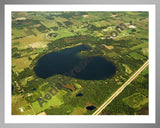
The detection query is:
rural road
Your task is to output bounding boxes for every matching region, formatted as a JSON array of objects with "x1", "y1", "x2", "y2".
[{"x1": 92, "y1": 60, "x2": 149, "y2": 115}]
